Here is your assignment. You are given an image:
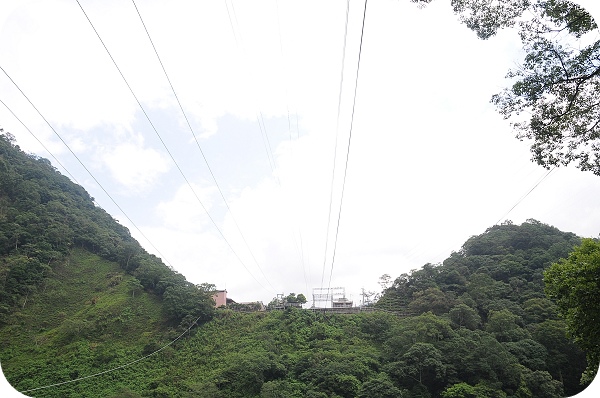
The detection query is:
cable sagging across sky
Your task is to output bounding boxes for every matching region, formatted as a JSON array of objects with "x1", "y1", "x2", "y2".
[
  {"x1": 21, "y1": 314, "x2": 205, "y2": 393},
  {"x1": 326, "y1": 0, "x2": 369, "y2": 295},
  {"x1": 130, "y1": 0, "x2": 278, "y2": 294},
  {"x1": 320, "y1": 0, "x2": 352, "y2": 294},
  {"x1": 75, "y1": 0, "x2": 275, "y2": 295},
  {"x1": 0, "y1": 64, "x2": 174, "y2": 269}
]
